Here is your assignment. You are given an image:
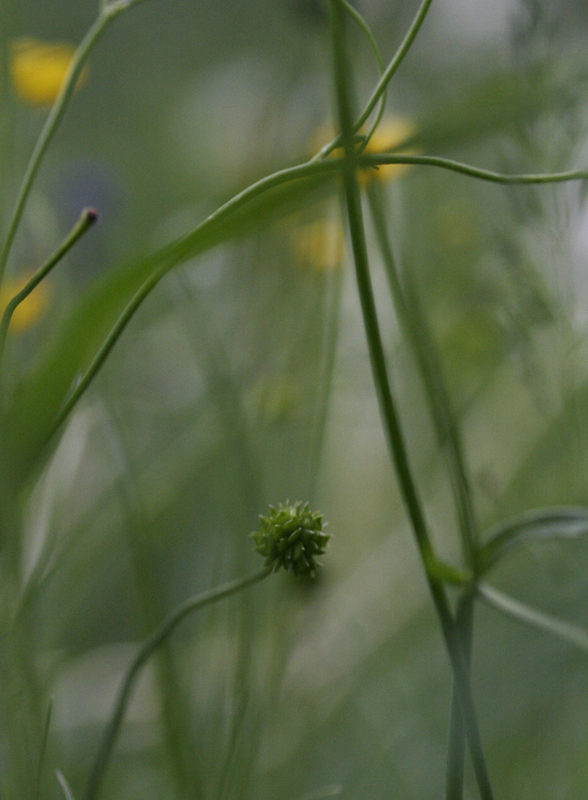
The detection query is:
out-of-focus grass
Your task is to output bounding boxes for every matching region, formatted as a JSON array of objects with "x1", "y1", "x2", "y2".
[{"x1": 2, "y1": 1, "x2": 588, "y2": 800}]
